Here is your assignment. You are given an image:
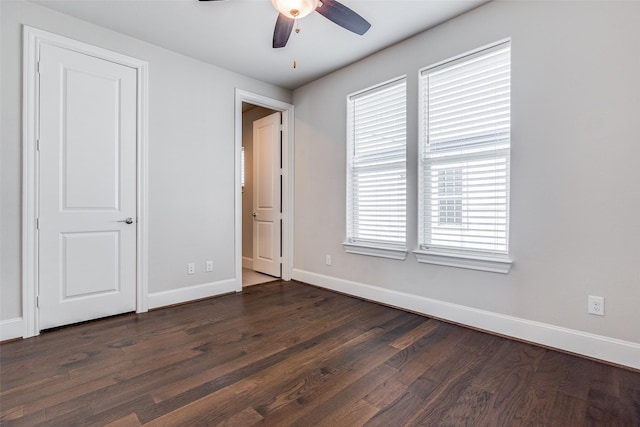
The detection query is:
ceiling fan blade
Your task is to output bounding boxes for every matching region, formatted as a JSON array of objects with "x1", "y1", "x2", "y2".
[
  {"x1": 316, "y1": 0, "x2": 371, "y2": 36},
  {"x1": 273, "y1": 13, "x2": 295, "y2": 48}
]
